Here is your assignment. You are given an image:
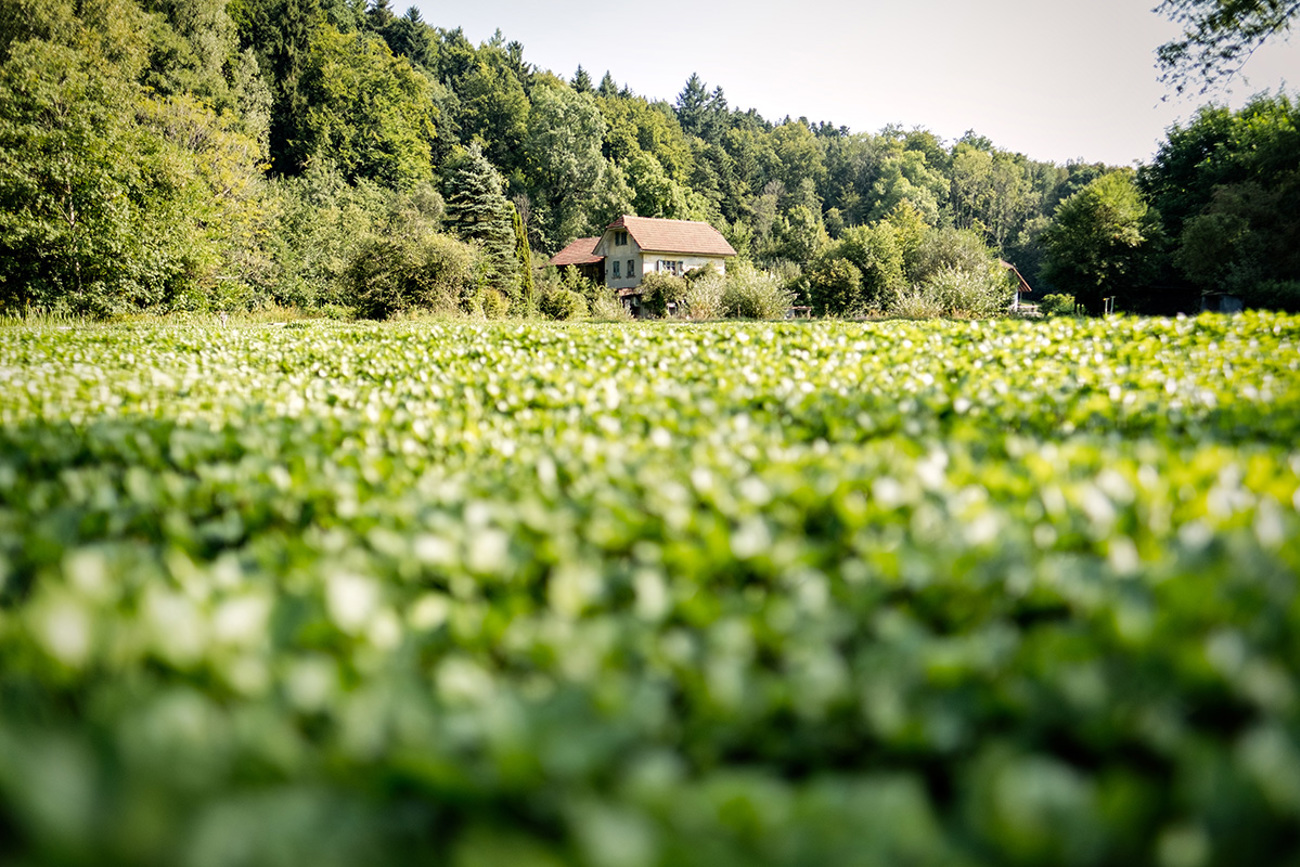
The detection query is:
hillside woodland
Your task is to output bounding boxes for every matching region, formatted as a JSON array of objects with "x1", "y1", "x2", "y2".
[{"x1": 1, "y1": 0, "x2": 1296, "y2": 319}]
